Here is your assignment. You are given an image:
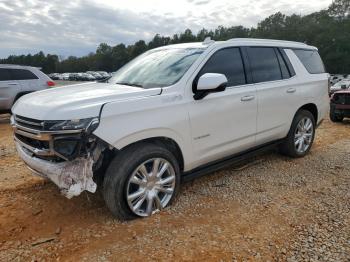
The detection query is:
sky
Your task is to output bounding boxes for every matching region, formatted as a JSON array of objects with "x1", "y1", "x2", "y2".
[{"x1": 0, "y1": 0, "x2": 332, "y2": 58}]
